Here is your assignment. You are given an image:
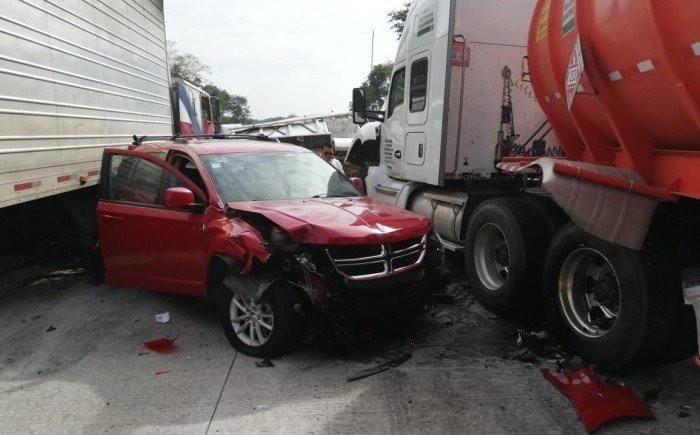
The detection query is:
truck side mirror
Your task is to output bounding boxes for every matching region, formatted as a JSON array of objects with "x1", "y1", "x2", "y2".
[{"x1": 352, "y1": 88, "x2": 367, "y2": 125}]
